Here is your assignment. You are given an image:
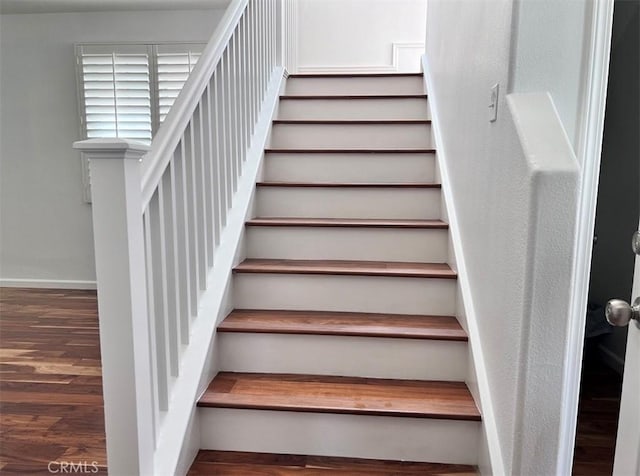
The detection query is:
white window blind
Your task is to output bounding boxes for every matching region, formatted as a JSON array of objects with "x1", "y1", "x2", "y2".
[
  {"x1": 76, "y1": 43, "x2": 204, "y2": 145},
  {"x1": 78, "y1": 45, "x2": 153, "y2": 144},
  {"x1": 157, "y1": 45, "x2": 202, "y2": 124}
]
